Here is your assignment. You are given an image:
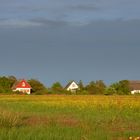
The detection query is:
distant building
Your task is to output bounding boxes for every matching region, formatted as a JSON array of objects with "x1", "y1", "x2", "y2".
[
  {"x1": 65, "y1": 81, "x2": 79, "y2": 92},
  {"x1": 12, "y1": 79, "x2": 32, "y2": 94},
  {"x1": 129, "y1": 81, "x2": 140, "y2": 94}
]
